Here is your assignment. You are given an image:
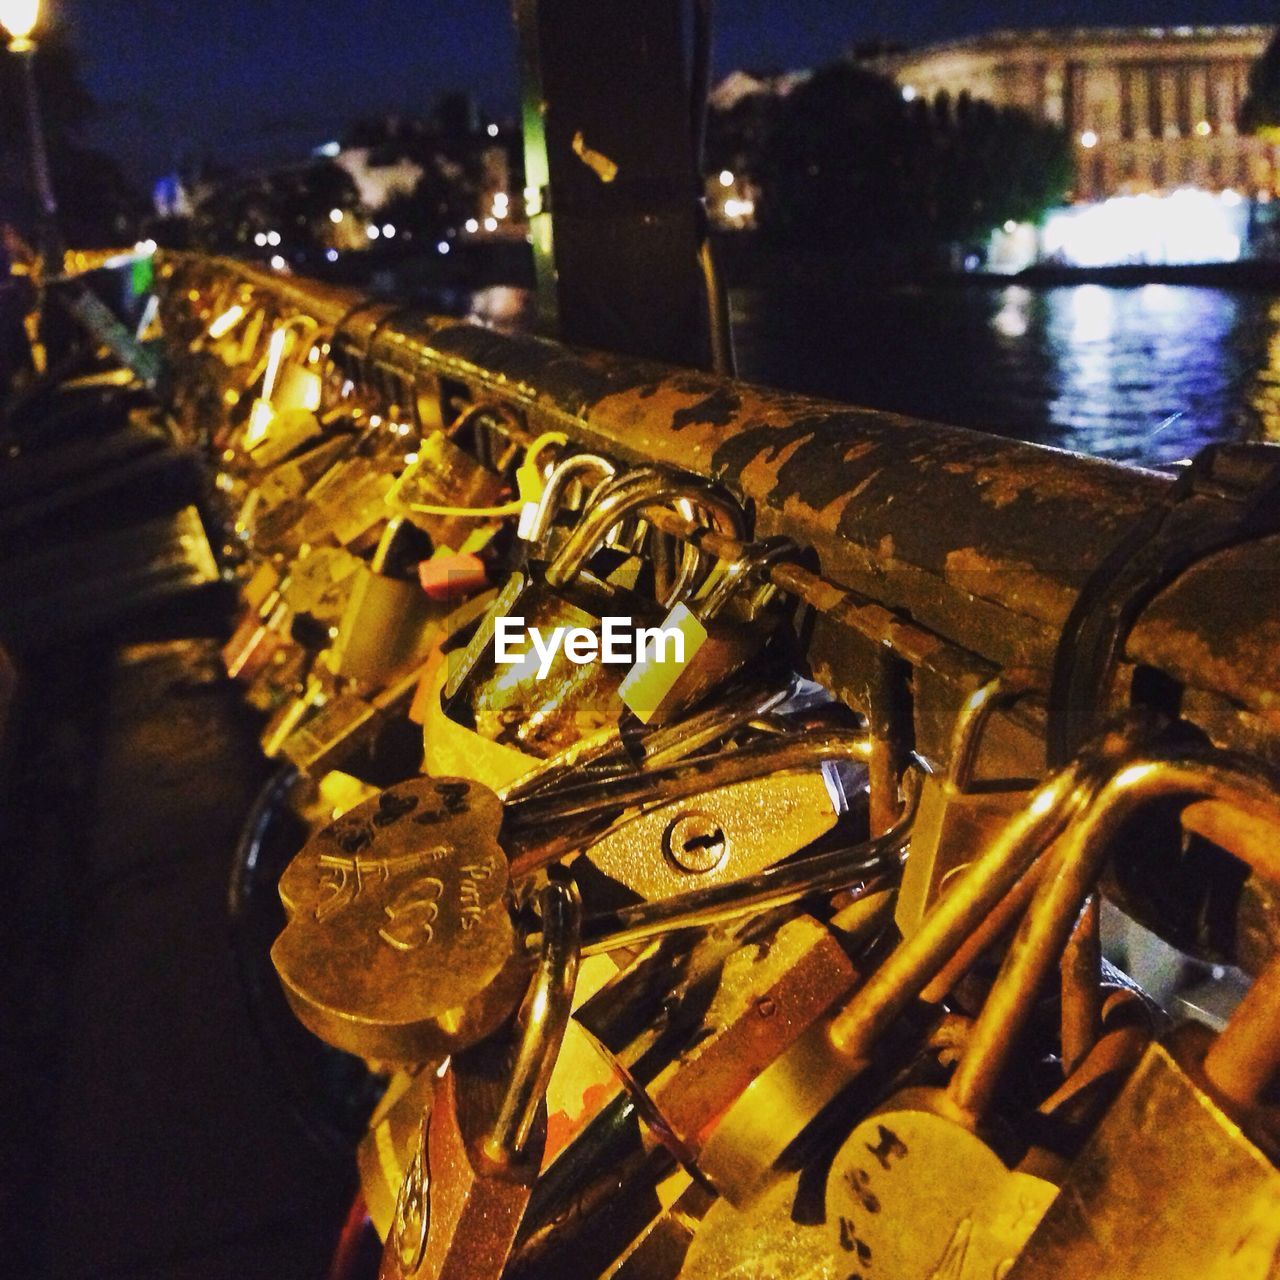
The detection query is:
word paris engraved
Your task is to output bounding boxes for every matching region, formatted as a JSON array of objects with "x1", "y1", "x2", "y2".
[
  {"x1": 272, "y1": 777, "x2": 528, "y2": 1060},
  {"x1": 494, "y1": 614, "x2": 685, "y2": 680}
]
